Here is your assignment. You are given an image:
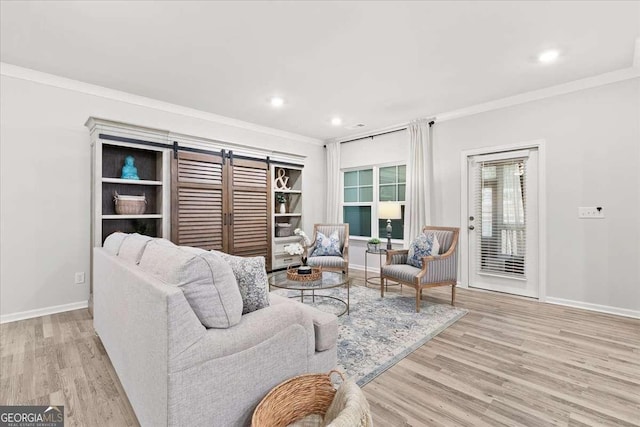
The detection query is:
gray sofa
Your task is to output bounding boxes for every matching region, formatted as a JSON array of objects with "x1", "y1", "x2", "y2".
[{"x1": 93, "y1": 234, "x2": 338, "y2": 427}]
